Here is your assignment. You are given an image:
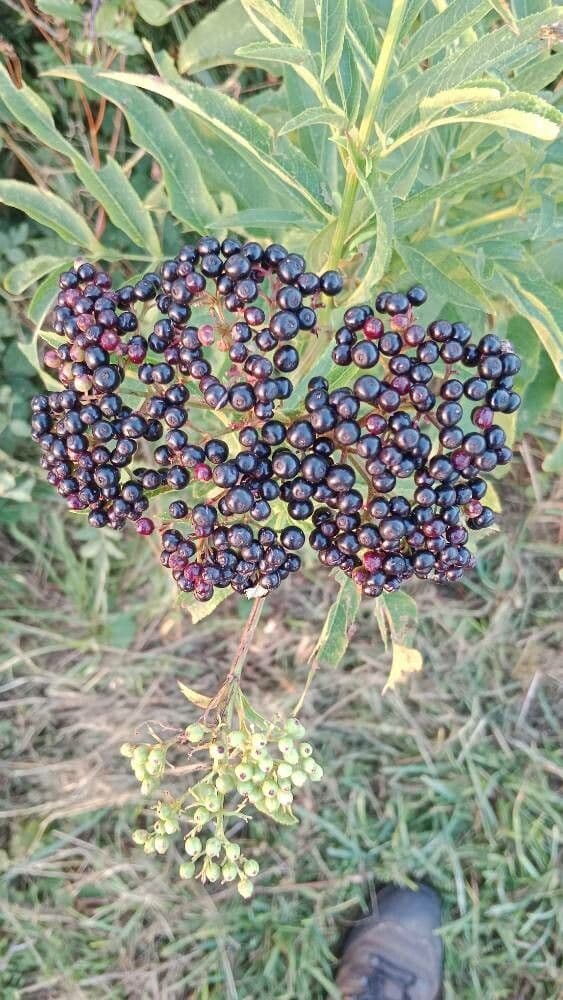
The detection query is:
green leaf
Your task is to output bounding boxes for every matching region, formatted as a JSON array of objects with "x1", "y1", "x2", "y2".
[
  {"x1": 75, "y1": 156, "x2": 161, "y2": 256},
  {"x1": 336, "y1": 35, "x2": 363, "y2": 124},
  {"x1": 395, "y1": 151, "x2": 522, "y2": 221},
  {"x1": 421, "y1": 86, "x2": 504, "y2": 111},
  {"x1": 311, "y1": 570, "x2": 361, "y2": 668},
  {"x1": 397, "y1": 243, "x2": 489, "y2": 316},
  {"x1": 386, "y1": 9, "x2": 561, "y2": 133},
  {"x1": 517, "y1": 348, "x2": 557, "y2": 438},
  {"x1": 381, "y1": 590, "x2": 418, "y2": 643},
  {"x1": 278, "y1": 105, "x2": 345, "y2": 135},
  {"x1": 207, "y1": 208, "x2": 320, "y2": 231},
  {"x1": 3, "y1": 255, "x2": 67, "y2": 295},
  {"x1": 400, "y1": 0, "x2": 489, "y2": 72},
  {"x1": 177, "y1": 681, "x2": 212, "y2": 709},
  {"x1": 0, "y1": 180, "x2": 100, "y2": 251},
  {"x1": 488, "y1": 264, "x2": 563, "y2": 376},
  {"x1": 177, "y1": 0, "x2": 262, "y2": 73},
  {"x1": 348, "y1": 183, "x2": 394, "y2": 302},
  {"x1": 318, "y1": 0, "x2": 347, "y2": 82},
  {"x1": 100, "y1": 70, "x2": 334, "y2": 220},
  {"x1": 240, "y1": 0, "x2": 304, "y2": 46},
  {"x1": 183, "y1": 586, "x2": 234, "y2": 624},
  {"x1": 134, "y1": 0, "x2": 186, "y2": 26},
  {"x1": 346, "y1": 0, "x2": 378, "y2": 67},
  {"x1": 387, "y1": 135, "x2": 428, "y2": 200},
  {"x1": 235, "y1": 41, "x2": 312, "y2": 66},
  {"x1": 46, "y1": 65, "x2": 217, "y2": 230}
]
